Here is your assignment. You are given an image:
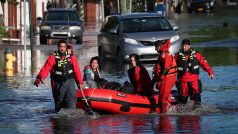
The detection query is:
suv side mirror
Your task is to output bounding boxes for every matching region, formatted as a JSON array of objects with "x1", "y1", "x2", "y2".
[
  {"x1": 173, "y1": 25, "x2": 179, "y2": 31},
  {"x1": 109, "y1": 29, "x2": 117, "y2": 34}
]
